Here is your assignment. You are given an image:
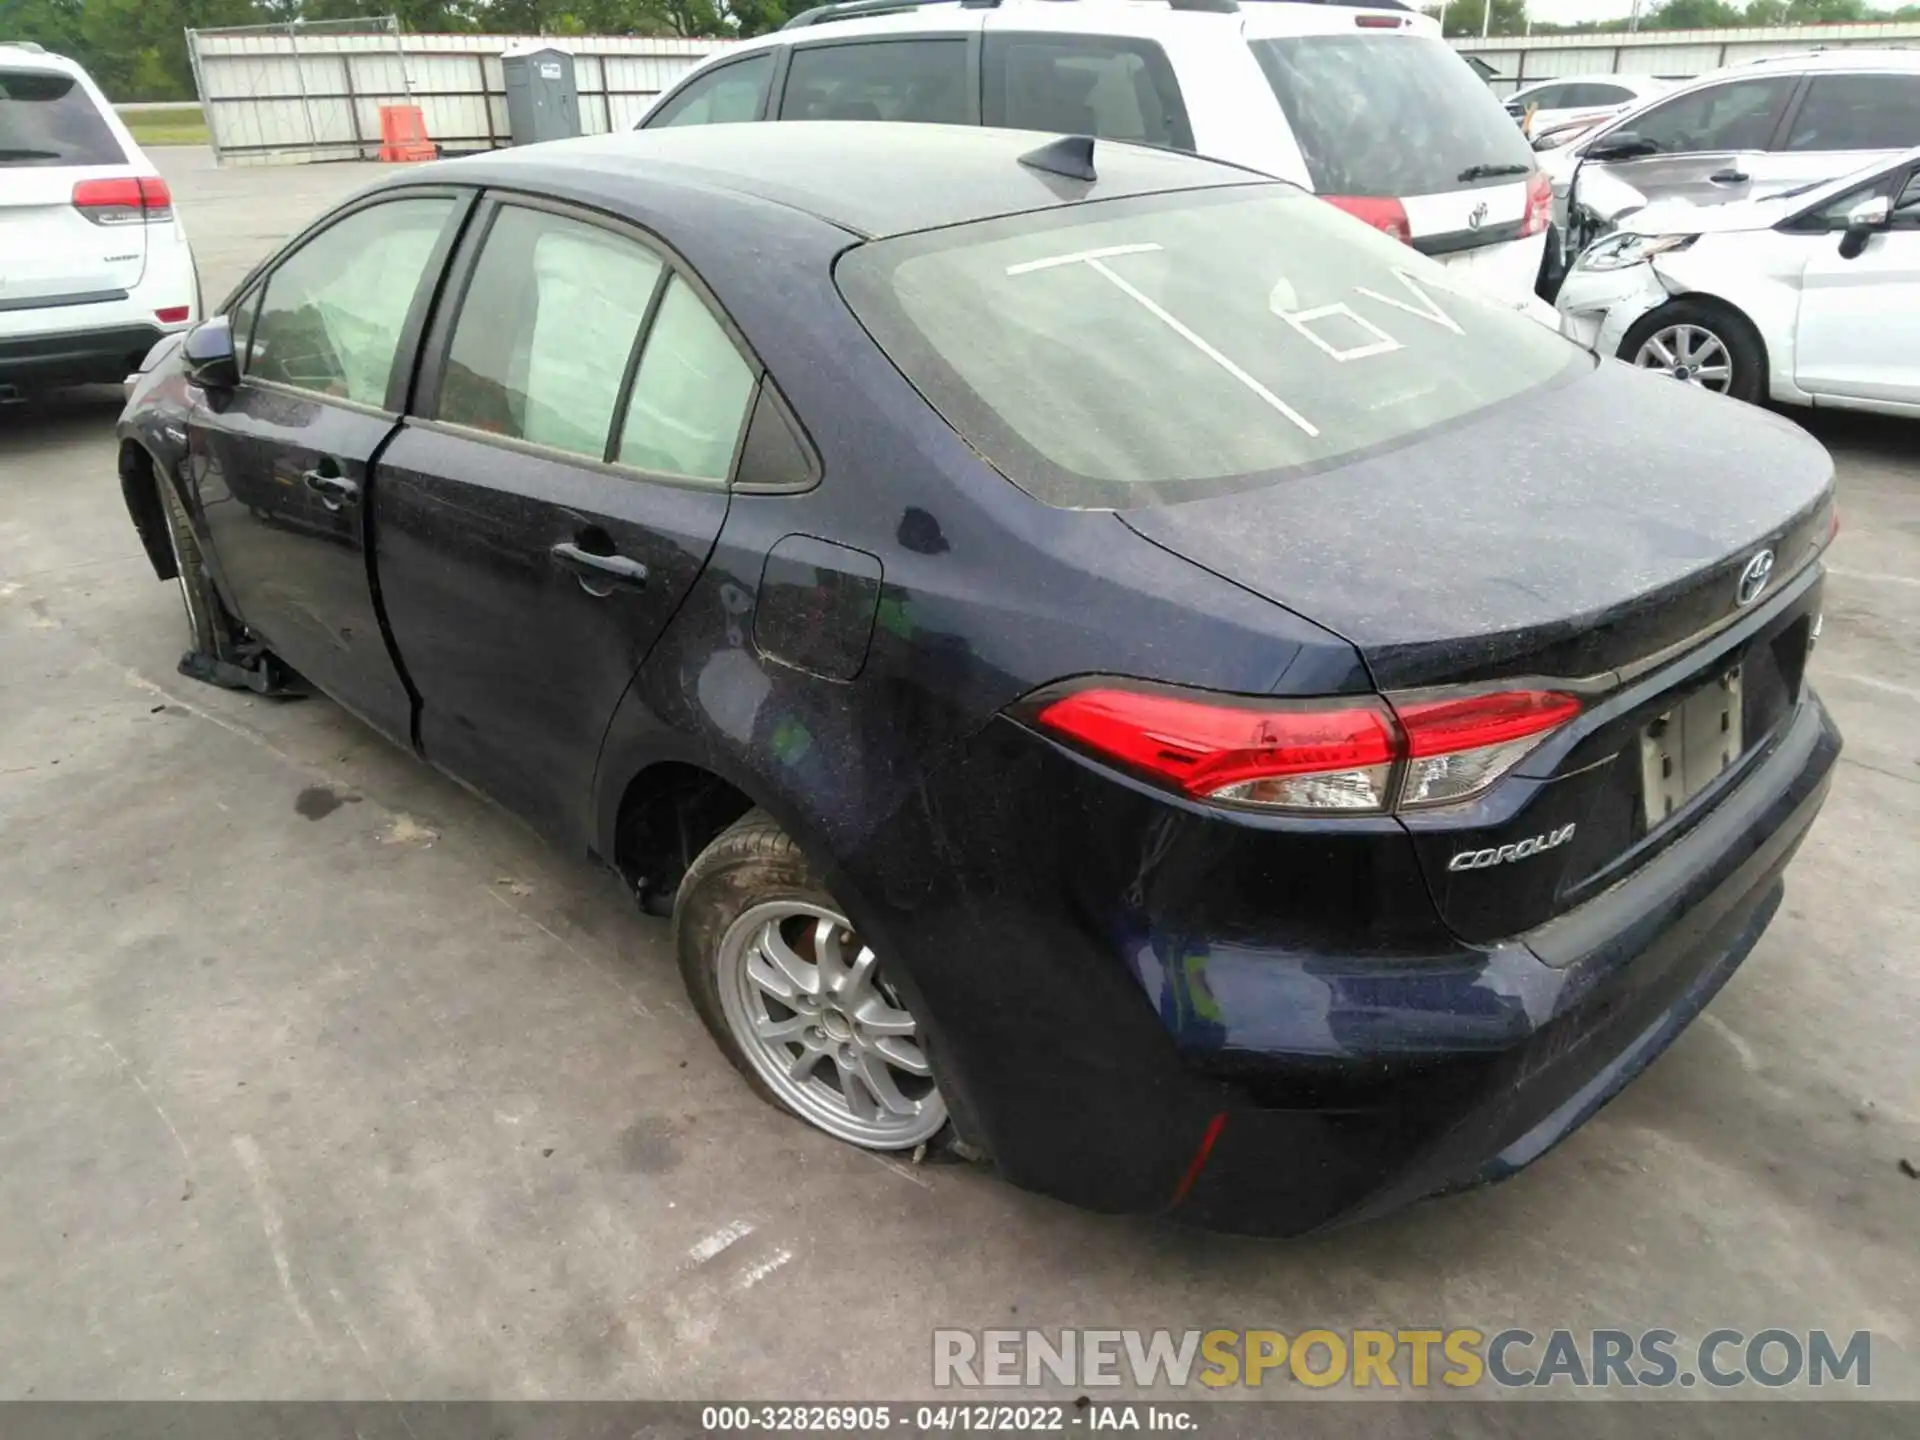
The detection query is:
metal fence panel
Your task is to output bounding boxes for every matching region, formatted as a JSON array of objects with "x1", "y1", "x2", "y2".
[{"x1": 186, "y1": 19, "x2": 732, "y2": 164}]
